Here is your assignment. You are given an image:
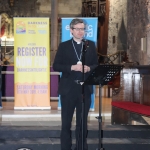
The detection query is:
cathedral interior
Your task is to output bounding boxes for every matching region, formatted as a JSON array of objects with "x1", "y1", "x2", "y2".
[{"x1": 1, "y1": 1, "x2": 150, "y2": 150}]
